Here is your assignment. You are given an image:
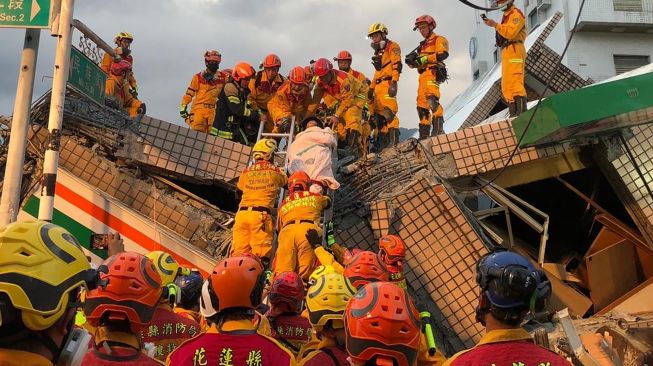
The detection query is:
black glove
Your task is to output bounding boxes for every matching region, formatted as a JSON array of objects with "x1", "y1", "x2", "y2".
[
  {"x1": 305, "y1": 229, "x2": 322, "y2": 249},
  {"x1": 278, "y1": 118, "x2": 291, "y2": 133},
  {"x1": 388, "y1": 80, "x2": 397, "y2": 97}
]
